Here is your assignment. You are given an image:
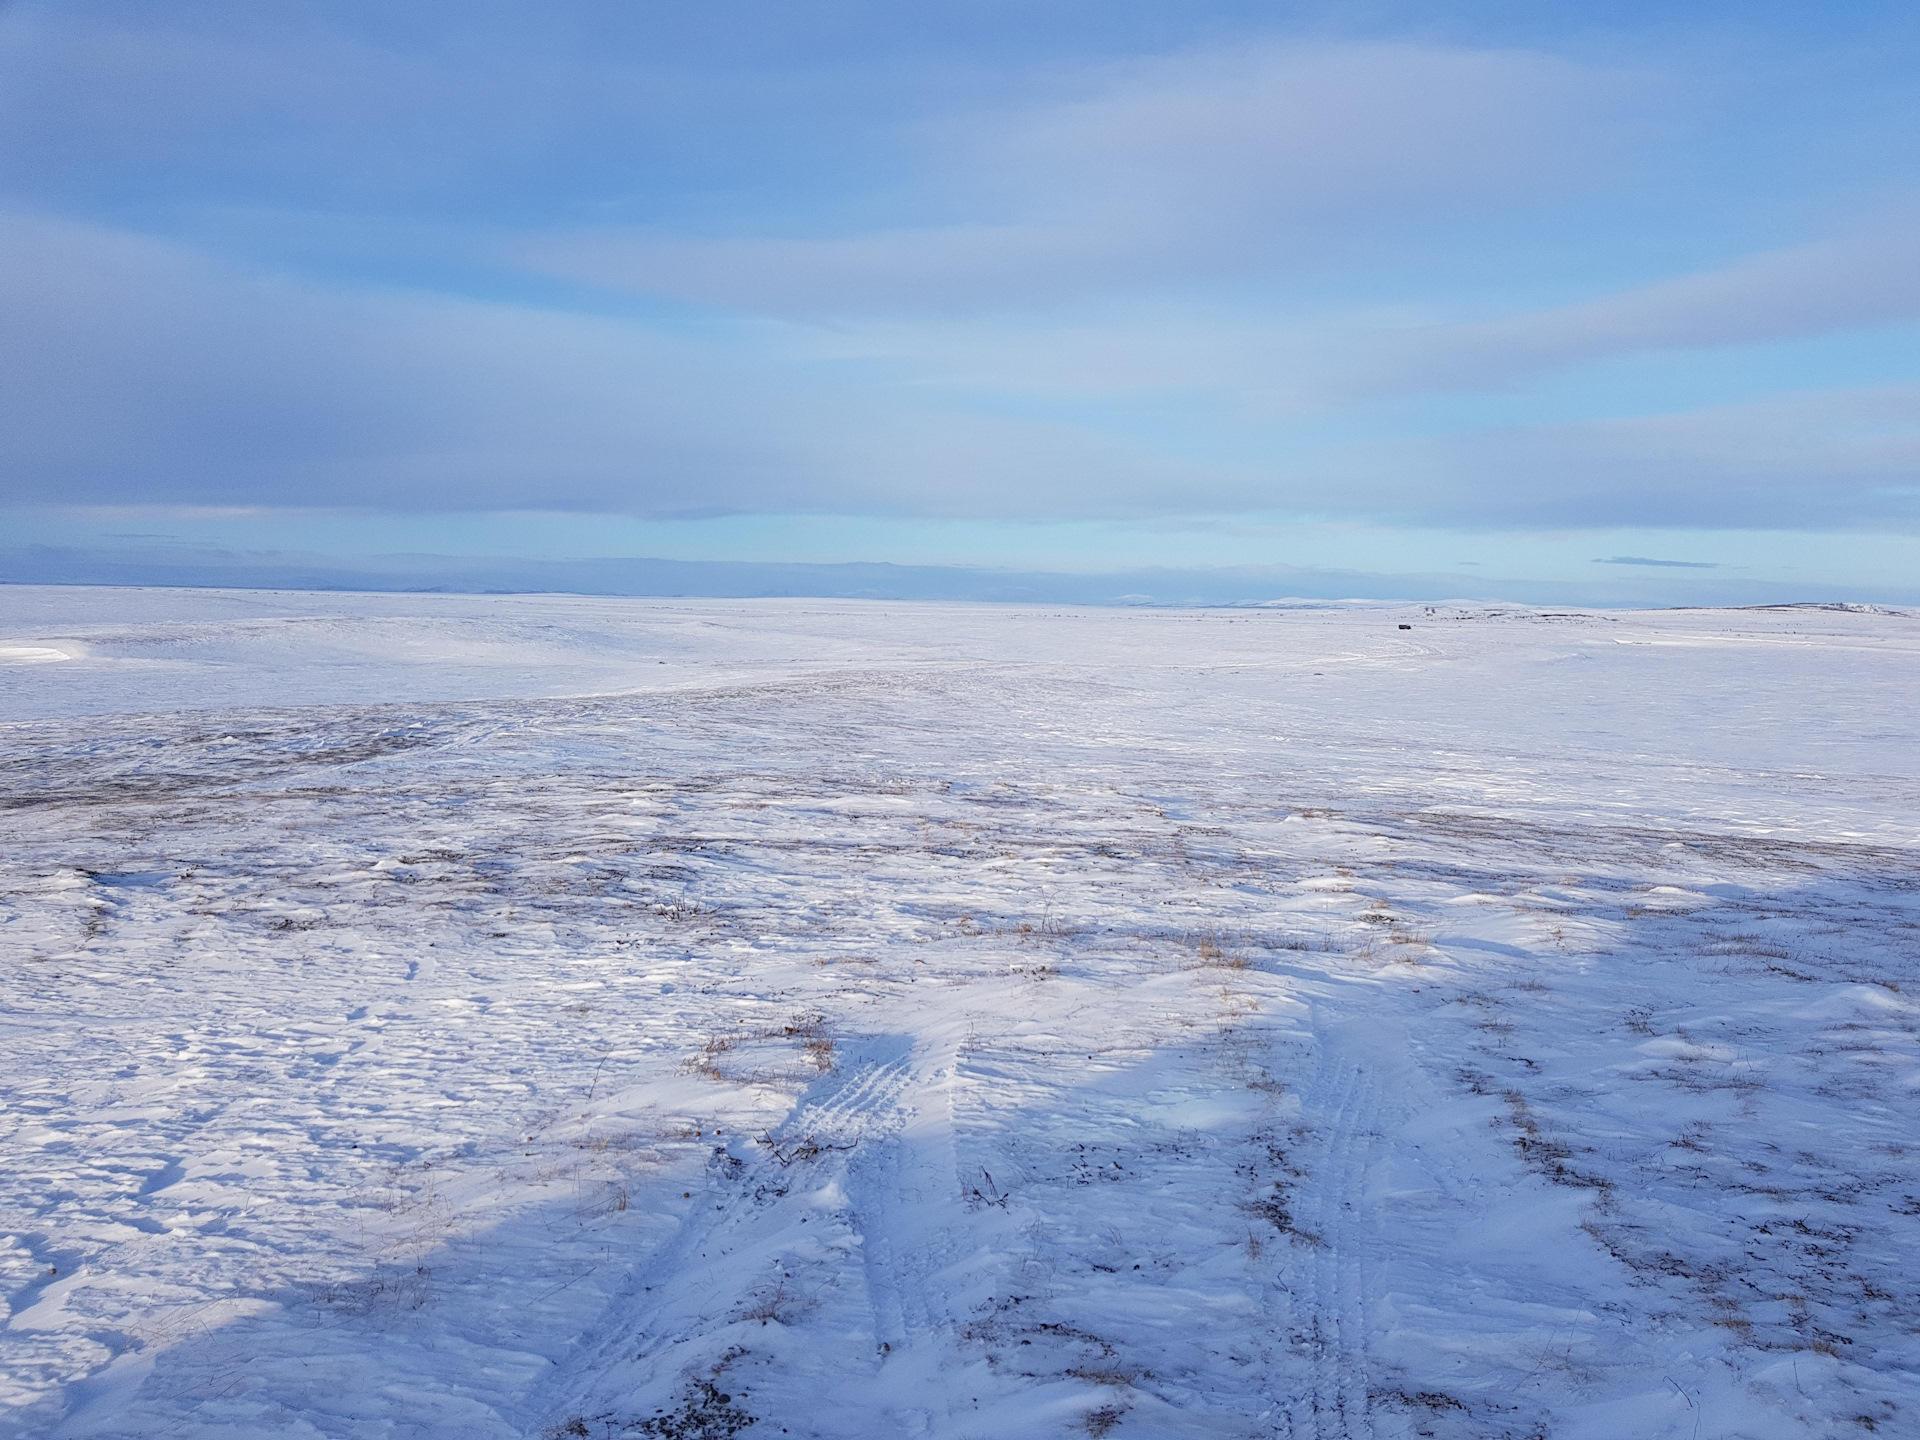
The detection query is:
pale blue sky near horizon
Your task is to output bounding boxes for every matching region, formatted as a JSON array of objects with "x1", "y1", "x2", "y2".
[{"x1": 3, "y1": 0, "x2": 1918, "y2": 601}]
